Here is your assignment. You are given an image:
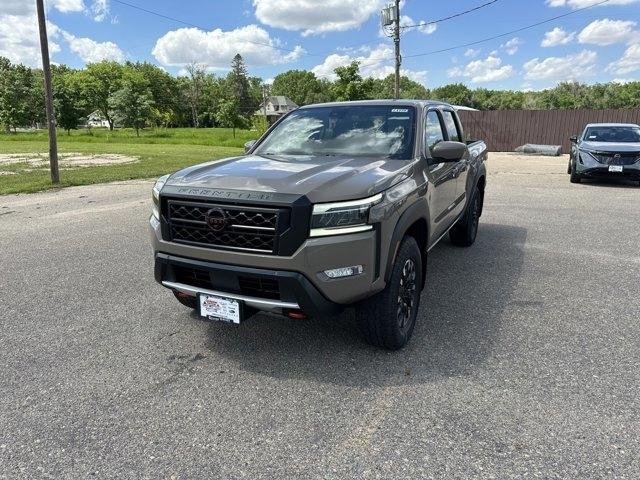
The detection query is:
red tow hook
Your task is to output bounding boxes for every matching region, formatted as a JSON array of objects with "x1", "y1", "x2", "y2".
[{"x1": 286, "y1": 309, "x2": 308, "y2": 320}]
